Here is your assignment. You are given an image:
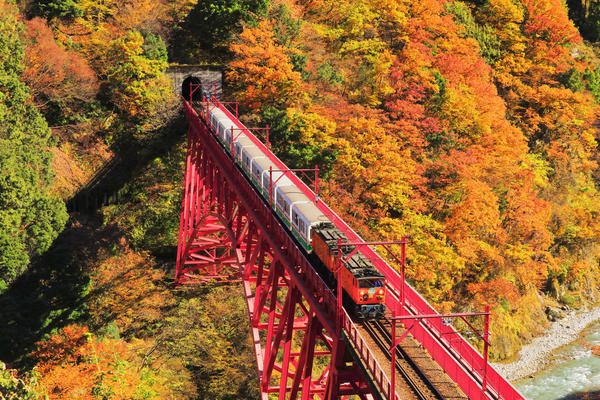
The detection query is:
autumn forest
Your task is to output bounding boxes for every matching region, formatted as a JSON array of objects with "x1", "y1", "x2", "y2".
[{"x1": 2, "y1": 0, "x2": 600, "y2": 397}]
